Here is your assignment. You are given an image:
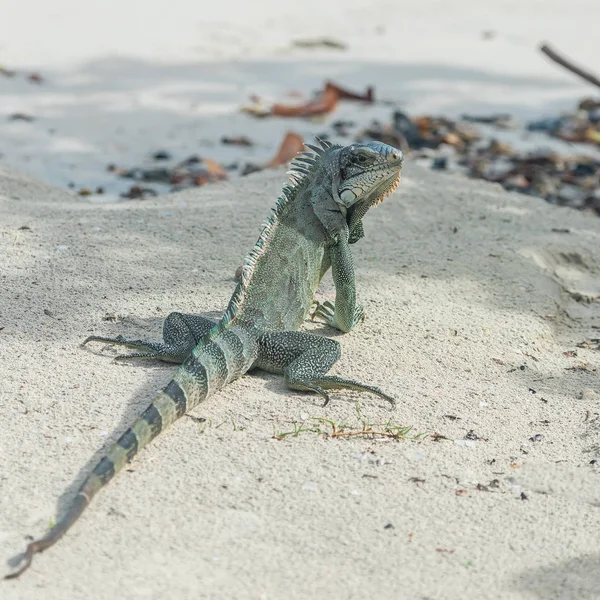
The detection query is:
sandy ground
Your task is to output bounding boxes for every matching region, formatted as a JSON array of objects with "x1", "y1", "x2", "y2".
[
  {"x1": 1, "y1": 161, "x2": 599, "y2": 599},
  {"x1": 1, "y1": 0, "x2": 600, "y2": 196}
]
